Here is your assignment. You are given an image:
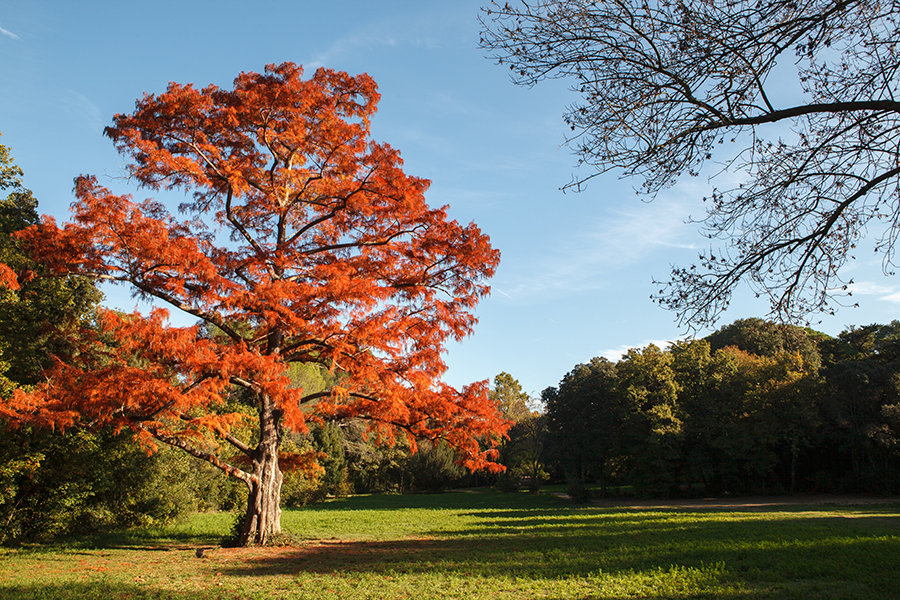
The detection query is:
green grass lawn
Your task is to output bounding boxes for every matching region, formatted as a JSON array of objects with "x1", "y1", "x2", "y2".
[{"x1": 1, "y1": 491, "x2": 898, "y2": 599}]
